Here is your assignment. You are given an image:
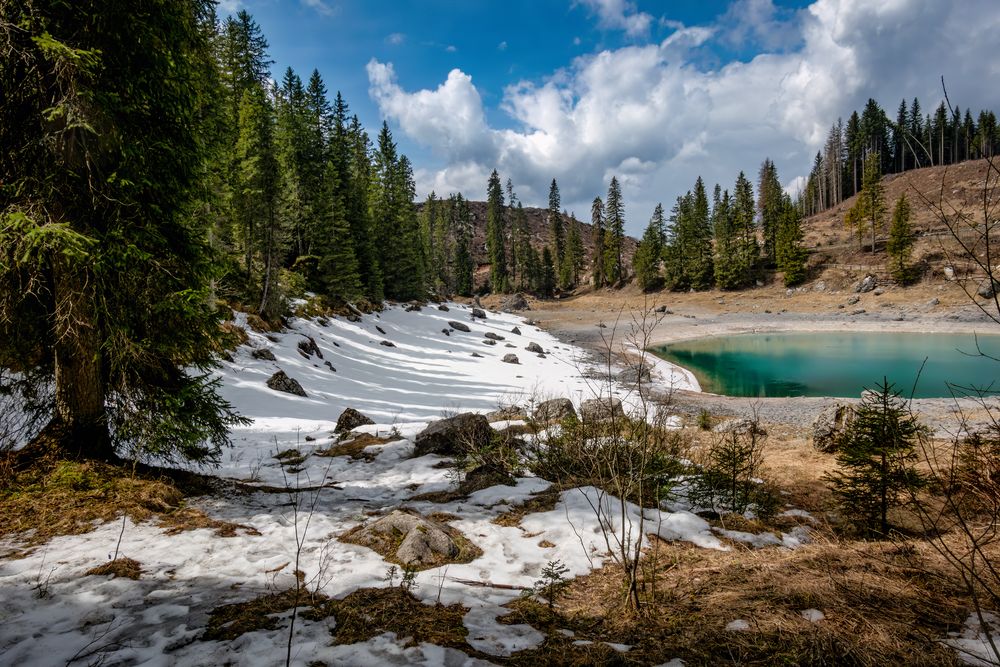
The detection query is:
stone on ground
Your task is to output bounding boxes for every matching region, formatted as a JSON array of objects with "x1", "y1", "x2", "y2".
[
  {"x1": 266, "y1": 370, "x2": 307, "y2": 397},
  {"x1": 414, "y1": 413, "x2": 493, "y2": 456}
]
